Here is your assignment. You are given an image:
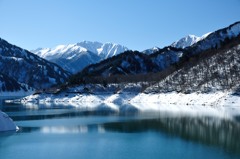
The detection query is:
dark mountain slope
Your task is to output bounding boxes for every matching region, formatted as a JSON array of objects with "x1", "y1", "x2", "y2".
[
  {"x1": 0, "y1": 73, "x2": 32, "y2": 92},
  {"x1": 0, "y1": 38, "x2": 70, "y2": 89},
  {"x1": 69, "y1": 50, "x2": 160, "y2": 84}
]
